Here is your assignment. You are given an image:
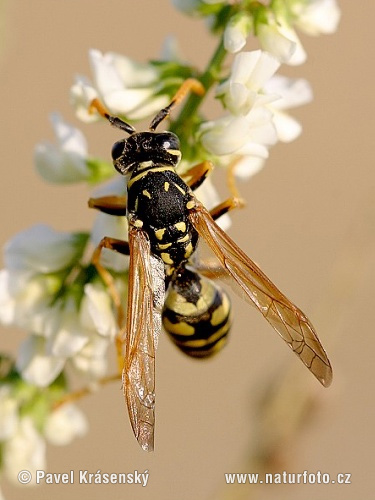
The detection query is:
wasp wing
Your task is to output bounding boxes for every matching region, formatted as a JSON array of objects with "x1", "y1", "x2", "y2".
[
  {"x1": 189, "y1": 202, "x2": 332, "y2": 387},
  {"x1": 123, "y1": 226, "x2": 164, "y2": 451}
]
